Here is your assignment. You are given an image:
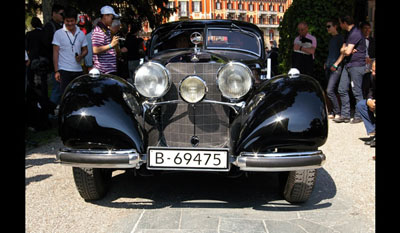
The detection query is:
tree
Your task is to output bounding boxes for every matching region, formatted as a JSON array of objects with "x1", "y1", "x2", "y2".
[
  {"x1": 26, "y1": 0, "x2": 176, "y2": 29},
  {"x1": 277, "y1": 0, "x2": 356, "y2": 80},
  {"x1": 63, "y1": 0, "x2": 175, "y2": 29}
]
